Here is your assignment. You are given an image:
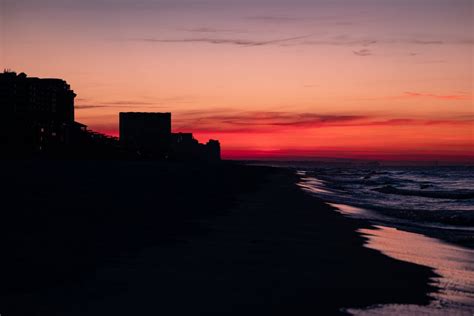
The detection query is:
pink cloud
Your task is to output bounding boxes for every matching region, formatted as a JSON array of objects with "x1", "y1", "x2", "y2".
[
  {"x1": 172, "y1": 110, "x2": 474, "y2": 134},
  {"x1": 403, "y1": 92, "x2": 471, "y2": 100},
  {"x1": 81, "y1": 110, "x2": 474, "y2": 136}
]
